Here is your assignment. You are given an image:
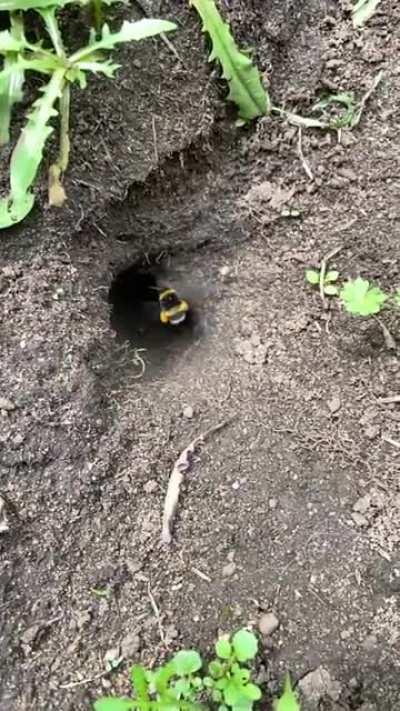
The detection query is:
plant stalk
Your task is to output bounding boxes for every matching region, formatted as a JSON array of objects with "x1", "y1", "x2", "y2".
[{"x1": 41, "y1": 7, "x2": 66, "y2": 58}]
